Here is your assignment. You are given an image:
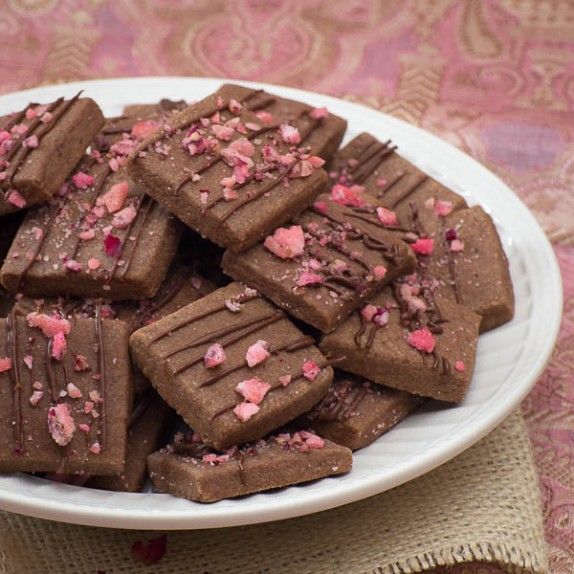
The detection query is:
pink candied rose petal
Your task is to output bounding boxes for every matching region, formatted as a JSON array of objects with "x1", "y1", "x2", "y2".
[
  {"x1": 26, "y1": 312, "x2": 71, "y2": 338},
  {"x1": 204, "y1": 343, "x2": 226, "y2": 368},
  {"x1": 279, "y1": 374, "x2": 292, "y2": 387},
  {"x1": 434, "y1": 200, "x2": 453, "y2": 217},
  {"x1": 450, "y1": 239, "x2": 464, "y2": 252},
  {"x1": 96, "y1": 181, "x2": 130, "y2": 213},
  {"x1": 376, "y1": 177, "x2": 387, "y2": 187},
  {"x1": 0, "y1": 358, "x2": 12, "y2": 373},
  {"x1": 78, "y1": 423, "x2": 90, "y2": 433},
  {"x1": 233, "y1": 401, "x2": 260, "y2": 422},
  {"x1": 112, "y1": 205, "x2": 138, "y2": 229},
  {"x1": 376, "y1": 206, "x2": 398, "y2": 226},
  {"x1": 300, "y1": 430, "x2": 325, "y2": 449},
  {"x1": 48, "y1": 403, "x2": 76, "y2": 447},
  {"x1": 64, "y1": 259, "x2": 82, "y2": 272},
  {"x1": 236, "y1": 377, "x2": 271, "y2": 405},
  {"x1": 72, "y1": 171, "x2": 95, "y2": 190},
  {"x1": 302, "y1": 360, "x2": 321, "y2": 381},
  {"x1": 263, "y1": 225, "x2": 305, "y2": 259},
  {"x1": 310, "y1": 107, "x2": 329, "y2": 120},
  {"x1": 87, "y1": 258, "x2": 101, "y2": 271},
  {"x1": 103, "y1": 234, "x2": 122, "y2": 257},
  {"x1": 131, "y1": 119, "x2": 159, "y2": 140},
  {"x1": 308, "y1": 155, "x2": 325, "y2": 168},
  {"x1": 66, "y1": 383, "x2": 82, "y2": 399},
  {"x1": 407, "y1": 328, "x2": 436, "y2": 354},
  {"x1": 313, "y1": 200, "x2": 327, "y2": 213},
  {"x1": 6, "y1": 190, "x2": 26, "y2": 208},
  {"x1": 23, "y1": 355, "x2": 33, "y2": 369},
  {"x1": 229, "y1": 98, "x2": 242, "y2": 113},
  {"x1": 245, "y1": 340, "x2": 270, "y2": 367},
  {"x1": 361, "y1": 304, "x2": 378, "y2": 322},
  {"x1": 330, "y1": 183, "x2": 365, "y2": 207},
  {"x1": 279, "y1": 123, "x2": 301, "y2": 145},
  {"x1": 296, "y1": 270, "x2": 323, "y2": 287},
  {"x1": 373, "y1": 265, "x2": 387, "y2": 279},
  {"x1": 373, "y1": 308, "x2": 390, "y2": 327},
  {"x1": 74, "y1": 354, "x2": 89, "y2": 371},
  {"x1": 23, "y1": 135, "x2": 39, "y2": 148},
  {"x1": 255, "y1": 110, "x2": 274, "y2": 124},
  {"x1": 212, "y1": 124, "x2": 235, "y2": 141},
  {"x1": 79, "y1": 229, "x2": 95, "y2": 241},
  {"x1": 411, "y1": 238, "x2": 434, "y2": 256},
  {"x1": 51, "y1": 331, "x2": 67, "y2": 361},
  {"x1": 455, "y1": 360, "x2": 466, "y2": 372},
  {"x1": 29, "y1": 390, "x2": 43, "y2": 406}
]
